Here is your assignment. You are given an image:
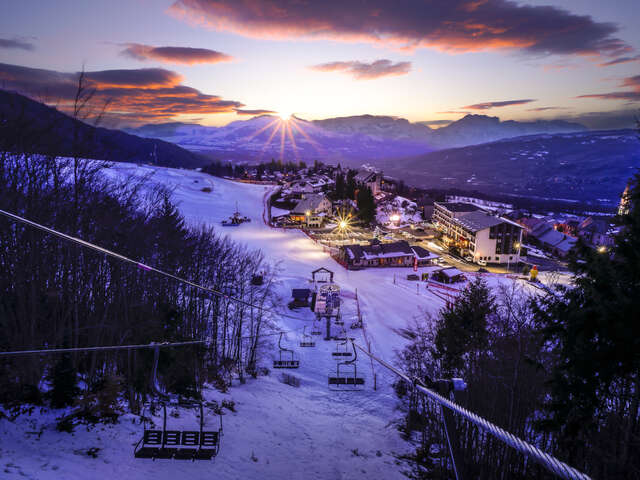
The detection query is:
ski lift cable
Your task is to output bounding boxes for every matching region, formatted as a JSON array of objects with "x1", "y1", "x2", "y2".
[
  {"x1": 350, "y1": 341, "x2": 591, "y2": 480},
  {"x1": 0, "y1": 208, "x2": 304, "y2": 322},
  {"x1": 0, "y1": 328, "x2": 305, "y2": 357}
]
